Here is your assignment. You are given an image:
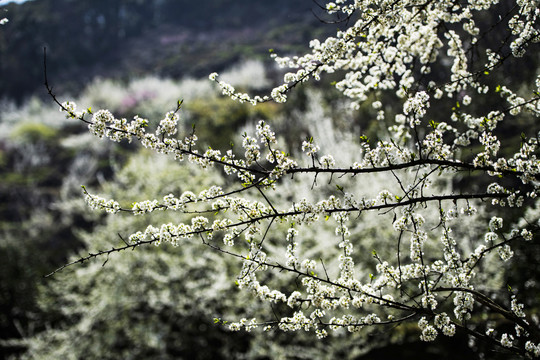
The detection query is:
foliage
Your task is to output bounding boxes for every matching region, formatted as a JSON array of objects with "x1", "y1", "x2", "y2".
[{"x1": 0, "y1": 0, "x2": 325, "y2": 102}]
